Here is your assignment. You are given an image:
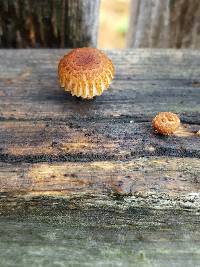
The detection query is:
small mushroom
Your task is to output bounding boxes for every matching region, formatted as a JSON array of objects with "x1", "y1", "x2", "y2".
[
  {"x1": 152, "y1": 112, "x2": 180, "y2": 135},
  {"x1": 58, "y1": 47, "x2": 115, "y2": 99}
]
